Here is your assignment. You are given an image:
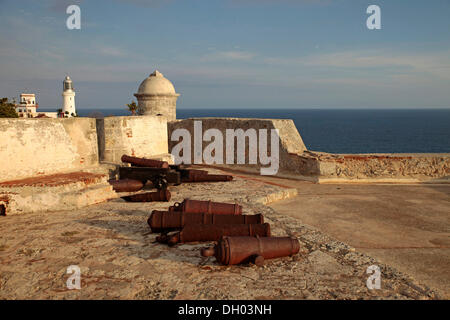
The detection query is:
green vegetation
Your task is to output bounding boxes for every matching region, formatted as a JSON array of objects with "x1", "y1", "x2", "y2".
[
  {"x1": 0, "y1": 98, "x2": 18, "y2": 118},
  {"x1": 127, "y1": 100, "x2": 137, "y2": 116}
]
